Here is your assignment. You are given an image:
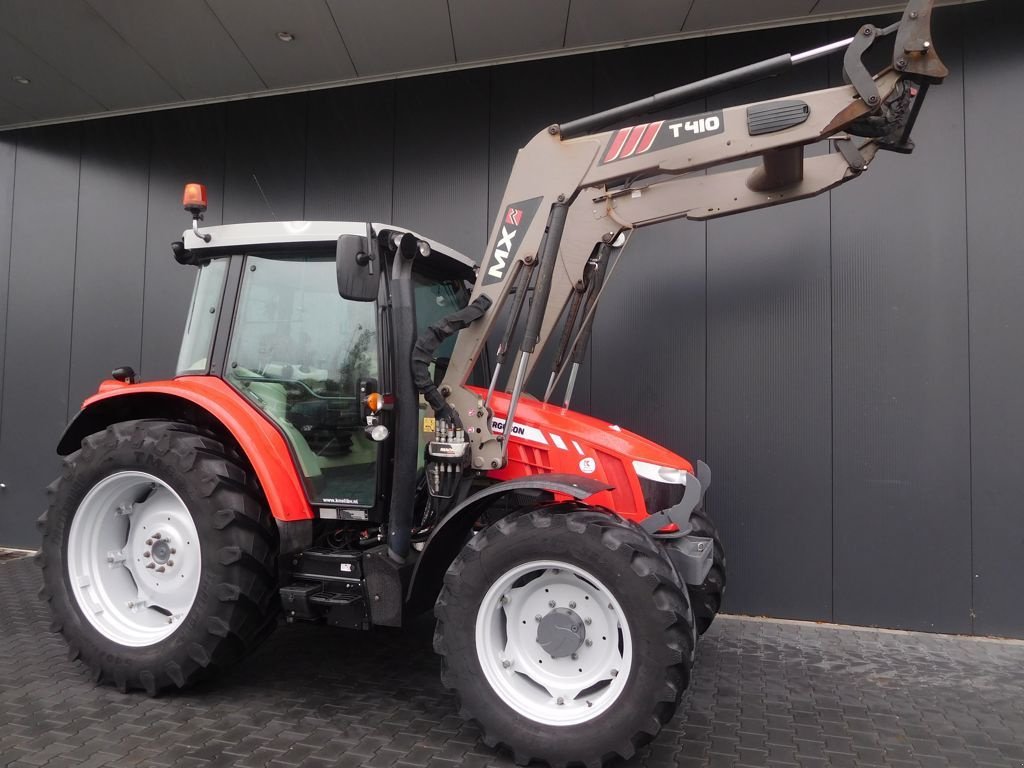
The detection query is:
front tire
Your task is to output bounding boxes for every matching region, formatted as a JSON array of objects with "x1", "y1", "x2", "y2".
[
  {"x1": 434, "y1": 506, "x2": 694, "y2": 767},
  {"x1": 38, "y1": 420, "x2": 279, "y2": 694}
]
